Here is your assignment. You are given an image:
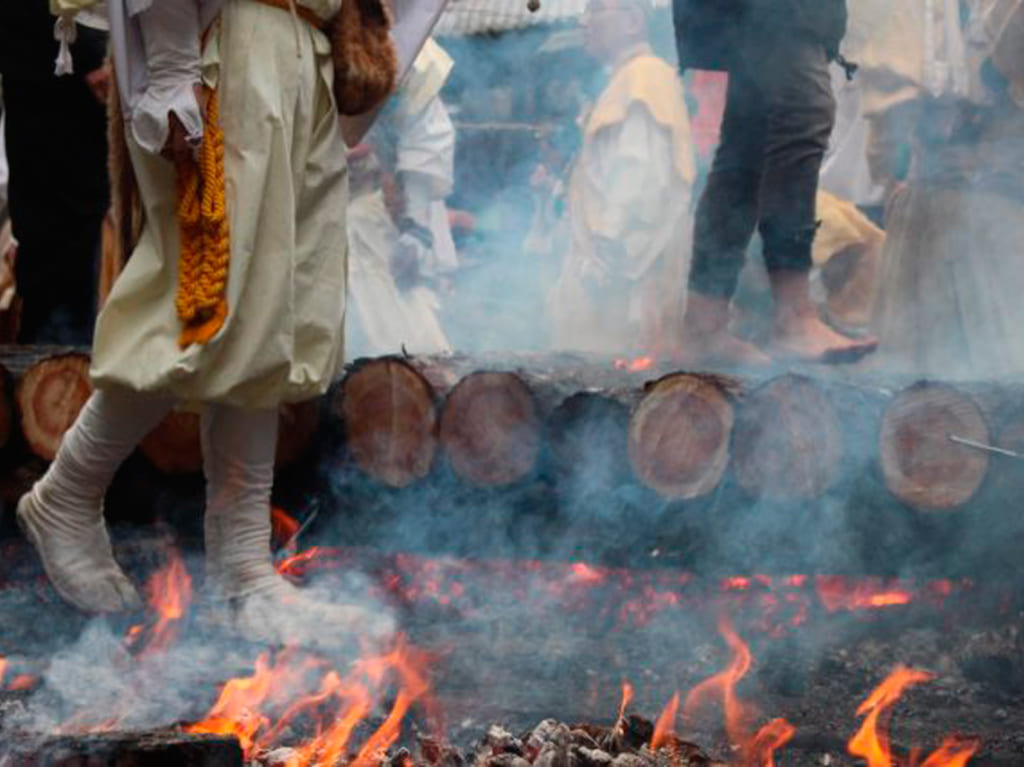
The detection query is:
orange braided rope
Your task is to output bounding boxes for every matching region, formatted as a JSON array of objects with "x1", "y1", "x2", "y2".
[{"x1": 174, "y1": 88, "x2": 229, "y2": 348}]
